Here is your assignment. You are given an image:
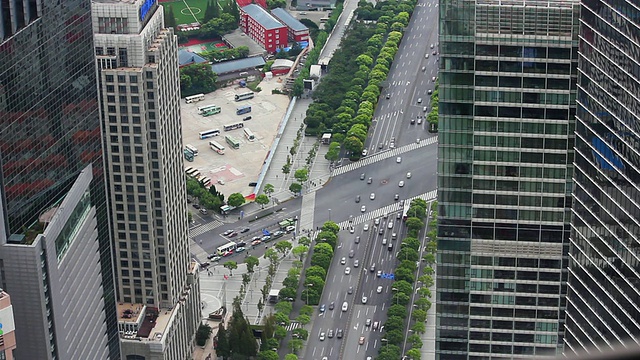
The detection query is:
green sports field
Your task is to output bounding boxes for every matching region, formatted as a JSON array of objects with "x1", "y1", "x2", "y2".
[{"x1": 163, "y1": 0, "x2": 230, "y2": 25}]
